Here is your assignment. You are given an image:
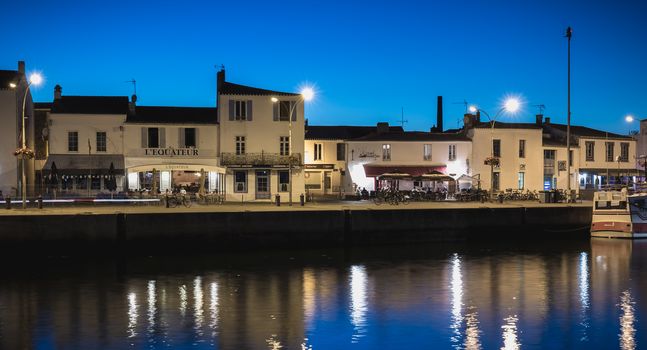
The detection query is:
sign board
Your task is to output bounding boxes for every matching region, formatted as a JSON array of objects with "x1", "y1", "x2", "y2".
[
  {"x1": 304, "y1": 164, "x2": 335, "y2": 170},
  {"x1": 558, "y1": 161, "x2": 567, "y2": 171},
  {"x1": 145, "y1": 148, "x2": 199, "y2": 157}
]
